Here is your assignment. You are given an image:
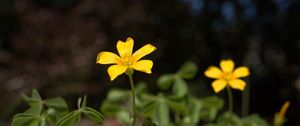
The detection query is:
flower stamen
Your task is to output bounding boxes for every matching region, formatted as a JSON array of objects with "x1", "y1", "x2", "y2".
[
  {"x1": 222, "y1": 72, "x2": 234, "y2": 82},
  {"x1": 121, "y1": 56, "x2": 133, "y2": 66}
]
